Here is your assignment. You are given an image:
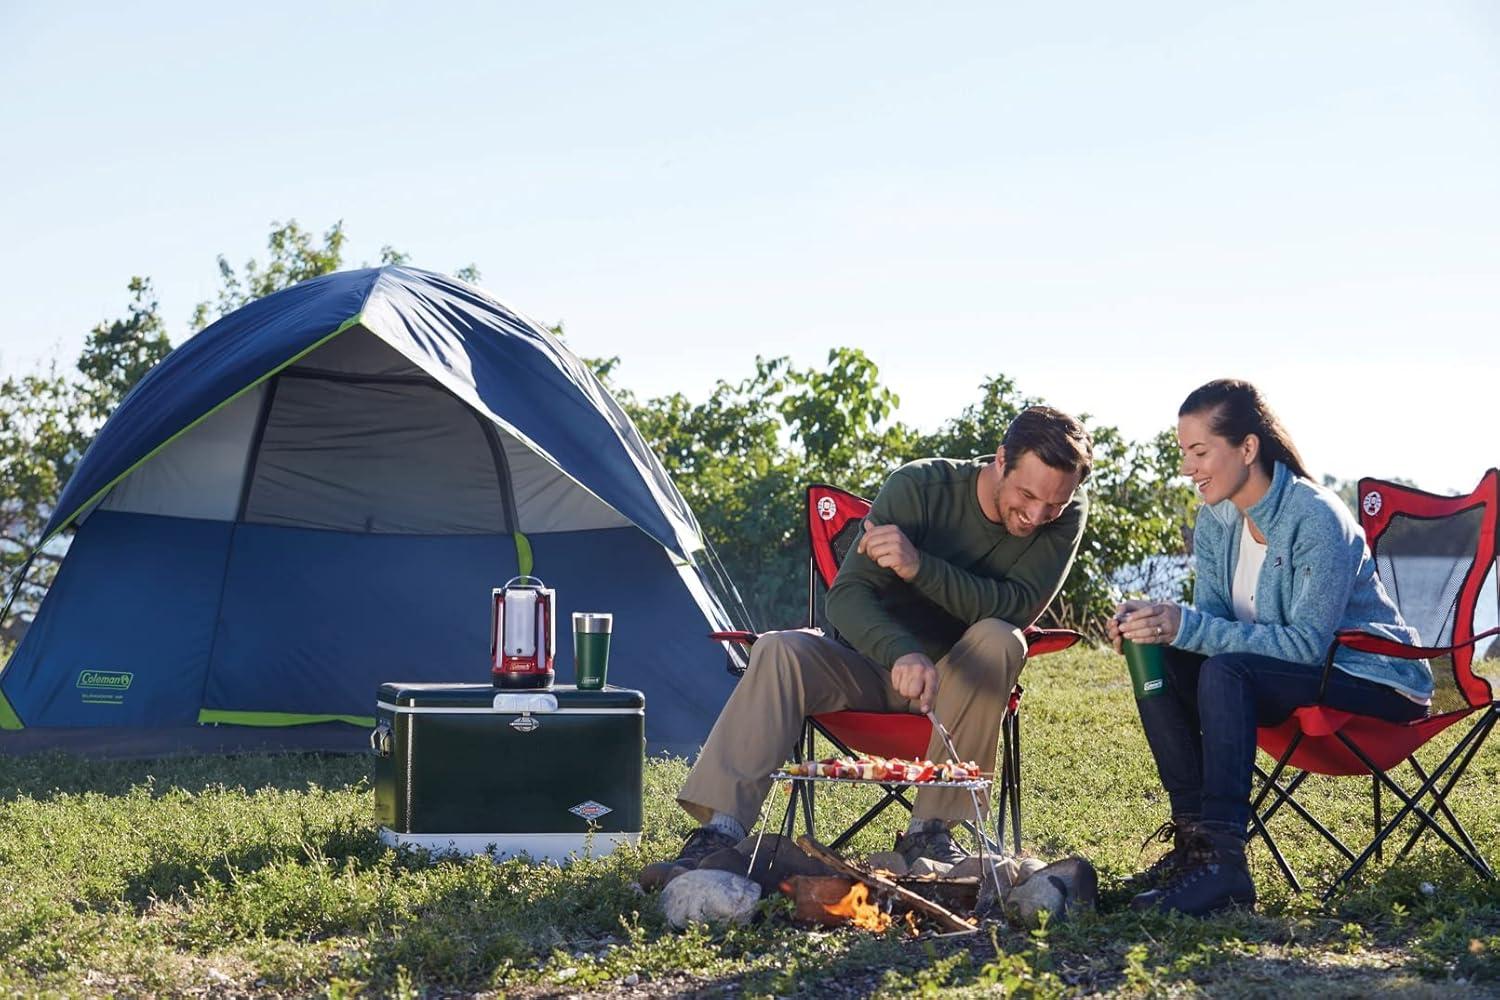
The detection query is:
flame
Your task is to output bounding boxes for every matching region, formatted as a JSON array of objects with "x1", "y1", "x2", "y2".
[{"x1": 823, "y1": 882, "x2": 891, "y2": 932}]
